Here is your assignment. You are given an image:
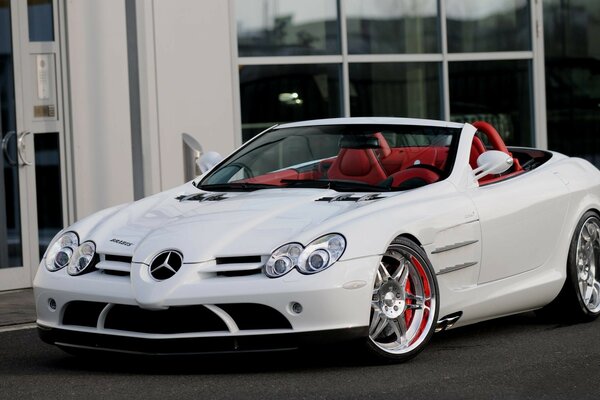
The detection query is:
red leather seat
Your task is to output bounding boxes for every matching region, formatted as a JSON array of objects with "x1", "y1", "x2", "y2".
[{"x1": 327, "y1": 148, "x2": 388, "y2": 185}]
